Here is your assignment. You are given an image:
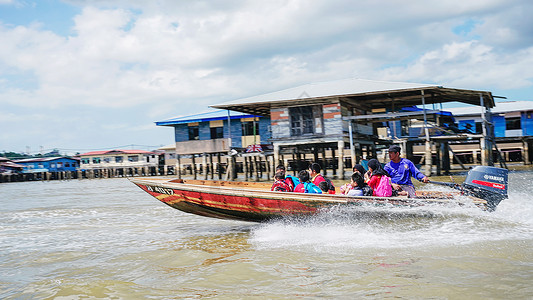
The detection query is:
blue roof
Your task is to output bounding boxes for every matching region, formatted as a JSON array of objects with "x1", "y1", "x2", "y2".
[{"x1": 156, "y1": 109, "x2": 260, "y2": 126}]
